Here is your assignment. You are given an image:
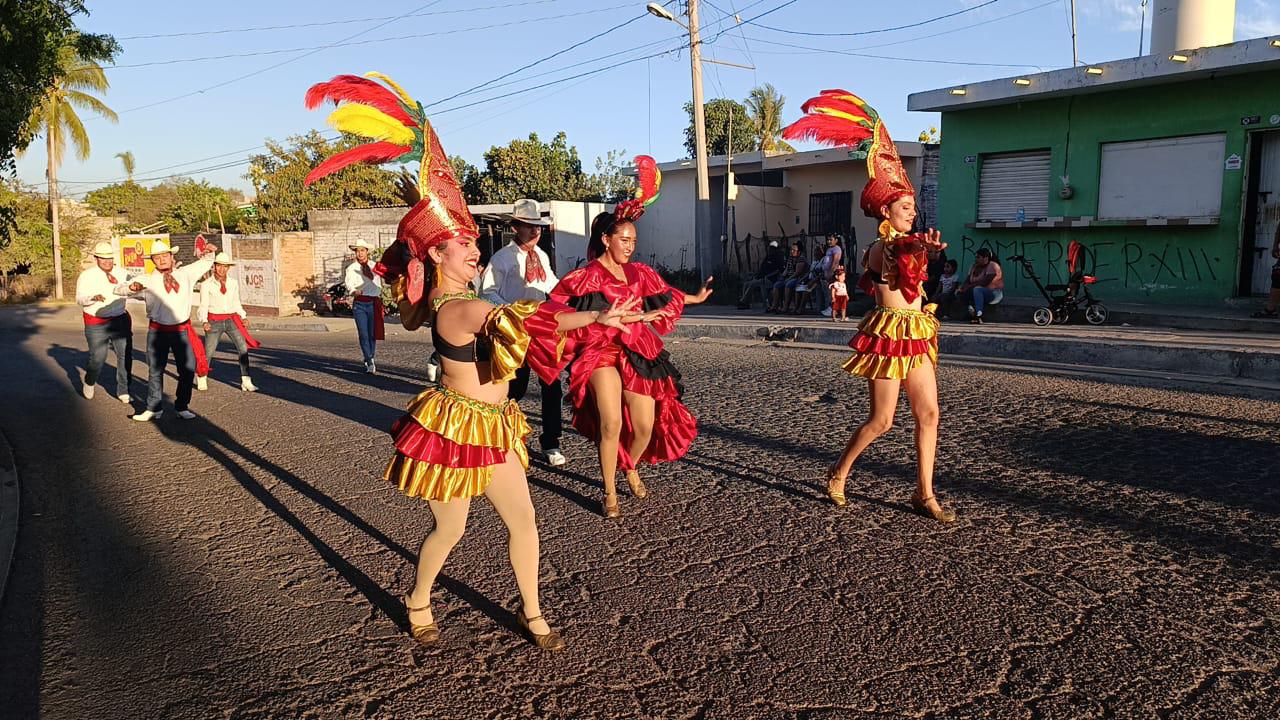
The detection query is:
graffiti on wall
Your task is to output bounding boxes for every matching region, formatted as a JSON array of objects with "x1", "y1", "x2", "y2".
[{"x1": 955, "y1": 236, "x2": 1226, "y2": 292}]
